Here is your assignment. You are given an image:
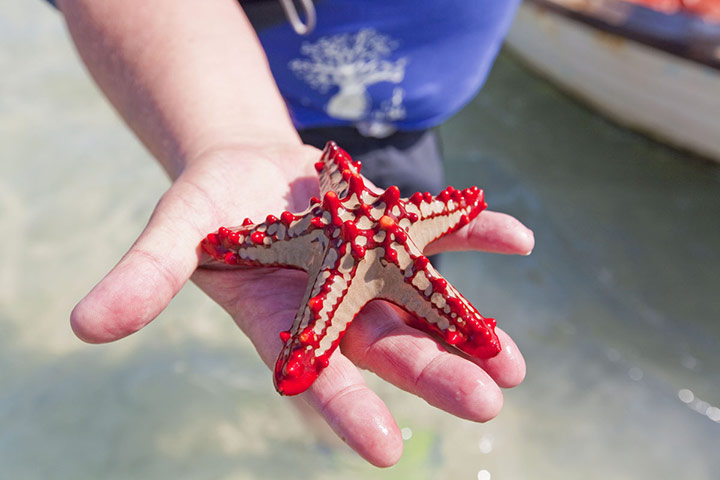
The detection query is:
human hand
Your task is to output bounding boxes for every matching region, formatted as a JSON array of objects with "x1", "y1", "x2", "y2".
[{"x1": 70, "y1": 143, "x2": 534, "y2": 467}]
